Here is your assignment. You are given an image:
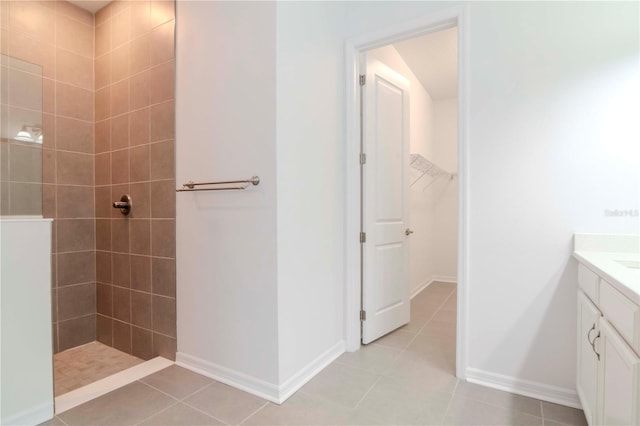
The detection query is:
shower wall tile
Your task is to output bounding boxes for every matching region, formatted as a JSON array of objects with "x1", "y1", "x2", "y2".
[
  {"x1": 57, "y1": 219, "x2": 95, "y2": 252},
  {"x1": 8, "y1": 1, "x2": 55, "y2": 43},
  {"x1": 56, "y1": 81, "x2": 93, "y2": 122},
  {"x1": 95, "y1": 153, "x2": 111, "y2": 186},
  {"x1": 97, "y1": 283, "x2": 113, "y2": 316},
  {"x1": 43, "y1": 183, "x2": 55, "y2": 217},
  {"x1": 149, "y1": 100, "x2": 174, "y2": 142},
  {"x1": 95, "y1": 186, "x2": 112, "y2": 218},
  {"x1": 56, "y1": 48, "x2": 93, "y2": 90},
  {"x1": 96, "y1": 250, "x2": 112, "y2": 283},
  {"x1": 55, "y1": 0, "x2": 94, "y2": 26},
  {"x1": 57, "y1": 251, "x2": 95, "y2": 287},
  {"x1": 95, "y1": 2, "x2": 175, "y2": 359},
  {"x1": 42, "y1": 113, "x2": 56, "y2": 148},
  {"x1": 149, "y1": 60, "x2": 174, "y2": 104},
  {"x1": 56, "y1": 14, "x2": 93, "y2": 57},
  {"x1": 130, "y1": 255, "x2": 151, "y2": 292},
  {"x1": 56, "y1": 151, "x2": 93, "y2": 185},
  {"x1": 95, "y1": 219, "x2": 111, "y2": 251},
  {"x1": 132, "y1": 326, "x2": 152, "y2": 360},
  {"x1": 57, "y1": 185, "x2": 94, "y2": 218},
  {"x1": 96, "y1": 314, "x2": 112, "y2": 346},
  {"x1": 58, "y1": 282, "x2": 96, "y2": 321},
  {"x1": 56, "y1": 117, "x2": 94, "y2": 153},
  {"x1": 8, "y1": 31, "x2": 55, "y2": 78},
  {"x1": 58, "y1": 314, "x2": 96, "y2": 352}
]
